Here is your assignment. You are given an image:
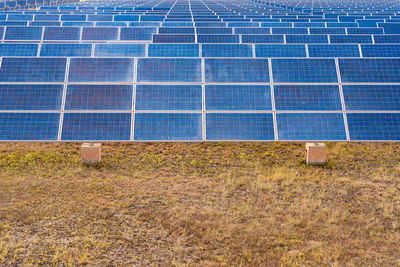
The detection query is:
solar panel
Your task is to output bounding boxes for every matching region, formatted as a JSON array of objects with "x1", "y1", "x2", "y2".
[
  {"x1": 276, "y1": 113, "x2": 347, "y2": 141},
  {"x1": 68, "y1": 58, "x2": 134, "y2": 83},
  {"x1": 135, "y1": 85, "x2": 202, "y2": 110},
  {"x1": 134, "y1": 113, "x2": 202, "y2": 141},
  {"x1": 205, "y1": 85, "x2": 271, "y2": 110},
  {"x1": 0, "y1": 43, "x2": 38, "y2": 56},
  {"x1": 40, "y1": 43, "x2": 92, "y2": 57},
  {"x1": 94, "y1": 44, "x2": 145, "y2": 57},
  {"x1": 65, "y1": 85, "x2": 133, "y2": 110},
  {"x1": 0, "y1": 112, "x2": 57, "y2": 142},
  {"x1": 137, "y1": 58, "x2": 201, "y2": 82},
  {"x1": 62, "y1": 113, "x2": 131, "y2": 141},
  {"x1": 0, "y1": 0, "x2": 399, "y2": 142},
  {"x1": 206, "y1": 113, "x2": 274, "y2": 141},
  {"x1": 0, "y1": 58, "x2": 66, "y2": 82},
  {"x1": 272, "y1": 59, "x2": 337, "y2": 83},
  {"x1": 205, "y1": 59, "x2": 269, "y2": 83},
  {"x1": 0, "y1": 84, "x2": 63, "y2": 110},
  {"x1": 148, "y1": 44, "x2": 199, "y2": 57}
]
